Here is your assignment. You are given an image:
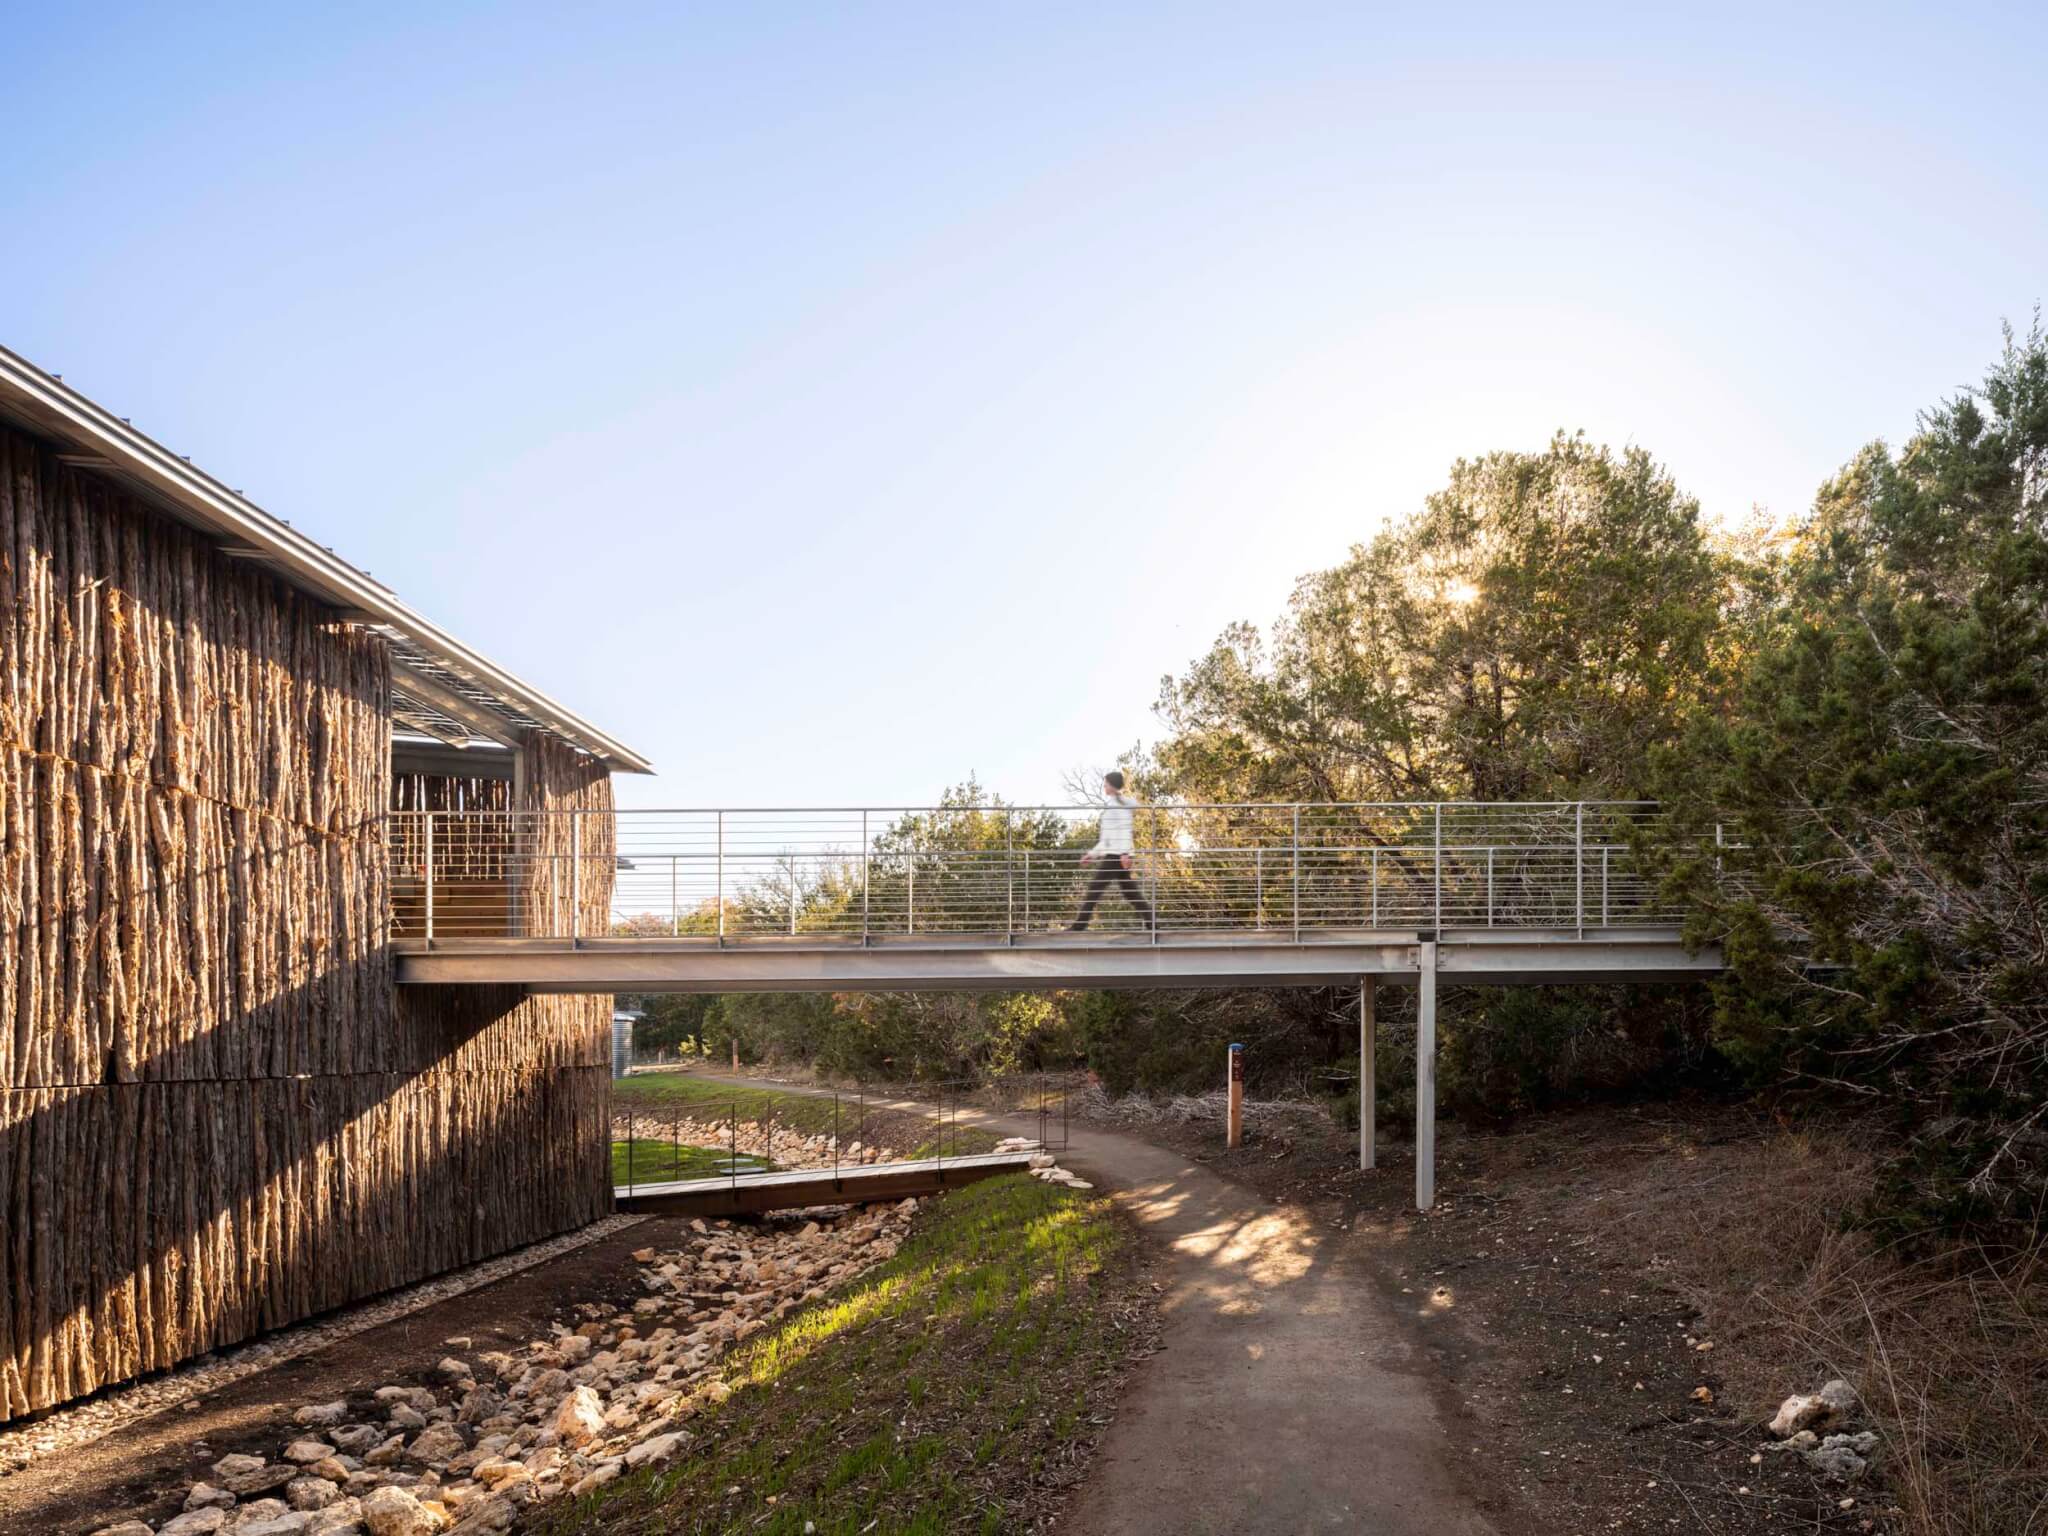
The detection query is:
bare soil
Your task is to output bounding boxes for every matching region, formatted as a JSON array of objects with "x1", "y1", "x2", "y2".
[{"x1": 1115, "y1": 1098, "x2": 1903, "y2": 1535}]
